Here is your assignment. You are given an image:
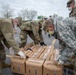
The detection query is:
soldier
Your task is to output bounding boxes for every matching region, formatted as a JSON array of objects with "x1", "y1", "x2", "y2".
[
  {"x1": 0, "y1": 17, "x2": 25, "y2": 74},
  {"x1": 19, "y1": 20, "x2": 46, "y2": 48},
  {"x1": 67, "y1": 0, "x2": 76, "y2": 75},
  {"x1": 67, "y1": 0, "x2": 76, "y2": 17},
  {"x1": 43, "y1": 16, "x2": 76, "y2": 75}
]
